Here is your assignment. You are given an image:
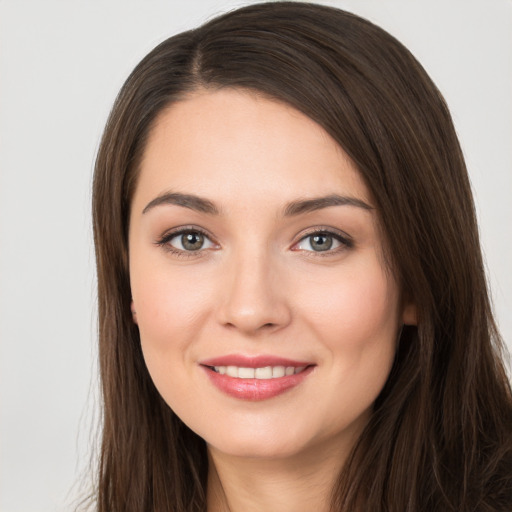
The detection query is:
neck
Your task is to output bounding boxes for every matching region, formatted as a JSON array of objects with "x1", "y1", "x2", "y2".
[{"x1": 206, "y1": 434, "x2": 357, "y2": 512}]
